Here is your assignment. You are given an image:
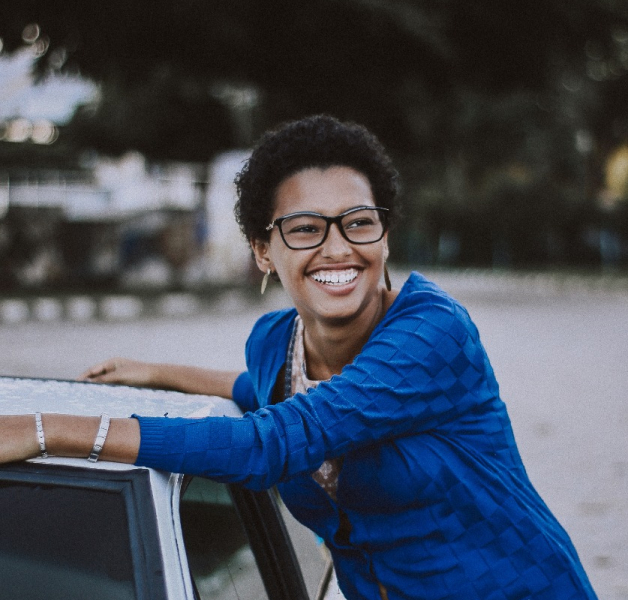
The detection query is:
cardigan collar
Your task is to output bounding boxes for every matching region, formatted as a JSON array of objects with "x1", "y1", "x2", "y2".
[{"x1": 251, "y1": 272, "x2": 435, "y2": 408}]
